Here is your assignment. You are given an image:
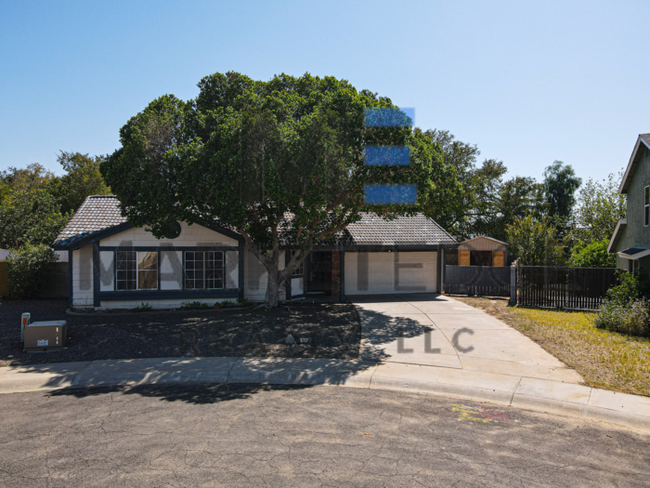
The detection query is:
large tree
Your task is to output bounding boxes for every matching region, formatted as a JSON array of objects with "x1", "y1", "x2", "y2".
[
  {"x1": 573, "y1": 172, "x2": 626, "y2": 243},
  {"x1": 102, "y1": 72, "x2": 459, "y2": 307},
  {"x1": 542, "y1": 160, "x2": 582, "y2": 233},
  {"x1": 506, "y1": 214, "x2": 565, "y2": 266},
  {"x1": 52, "y1": 151, "x2": 111, "y2": 214}
]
